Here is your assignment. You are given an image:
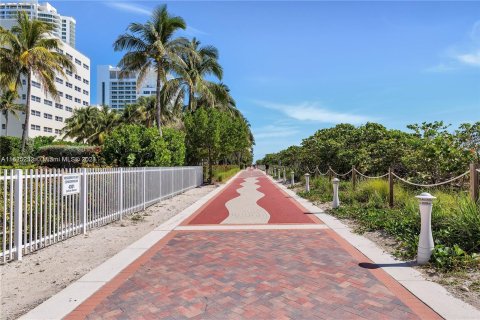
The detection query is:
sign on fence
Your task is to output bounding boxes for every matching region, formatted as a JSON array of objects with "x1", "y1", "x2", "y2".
[{"x1": 62, "y1": 174, "x2": 80, "y2": 196}]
